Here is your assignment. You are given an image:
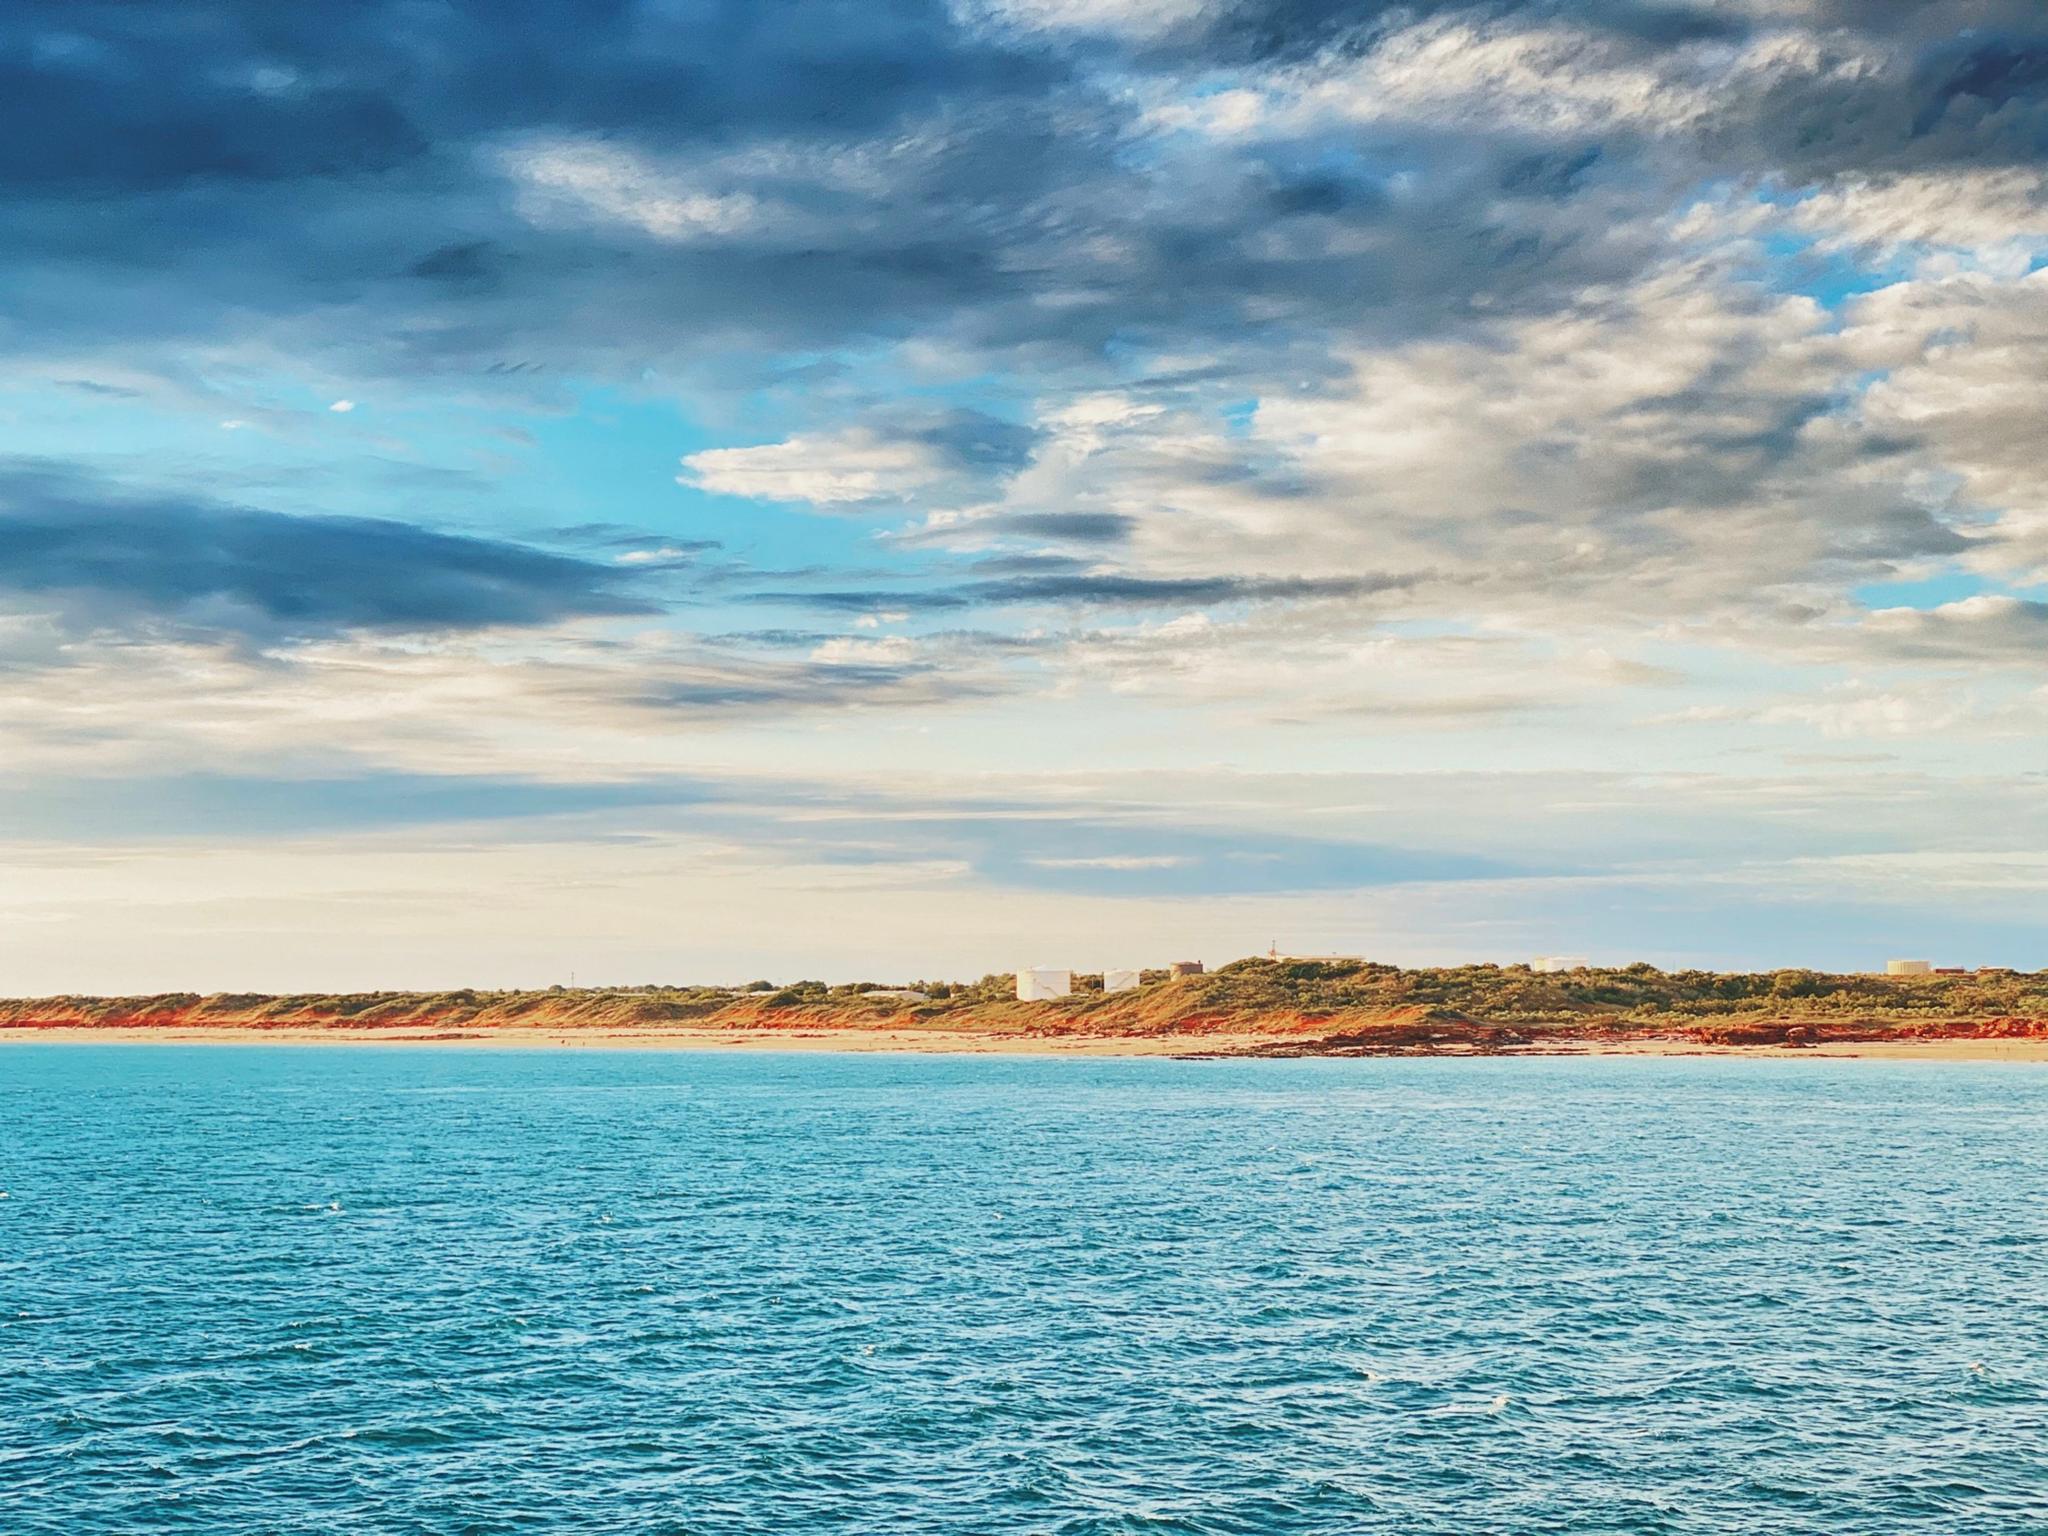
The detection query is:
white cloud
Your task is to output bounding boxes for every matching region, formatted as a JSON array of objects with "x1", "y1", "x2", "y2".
[
  {"x1": 504, "y1": 137, "x2": 770, "y2": 242},
  {"x1": 959, "y1": 0, "x2": 1213, "y2": 41},
  {"x1": 682, "y1": 428, "x2": 951, "y2": 505},
  {"x1": 1835, "y1": 267, "x2": 2048, "y2": 579},
  {"x1": 1790, "y1": 170, "x2": 2048, "y2": 270},
  {"x1": 1147, "y1": 18, "x2": 1874, "y2": 146},
  {"x1": 983, "y1": 256, "x2": 1868, "y2": 627},
  {"x1": 811, "y1": 635, "x2": 918, "y2": 665}
]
